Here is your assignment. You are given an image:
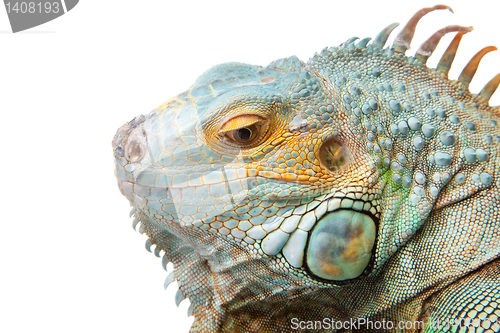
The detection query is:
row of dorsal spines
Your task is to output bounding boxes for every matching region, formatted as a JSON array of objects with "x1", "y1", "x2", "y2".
[
  {"x1": 311, "y1": 5, "x2": 500, "y2": 107},
  {"x1": 387, "y1": 4, "x2": 499, "y2": 105},
  {"x1": 322, "y1": 5, "x2": 500, "y2": 106}
]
